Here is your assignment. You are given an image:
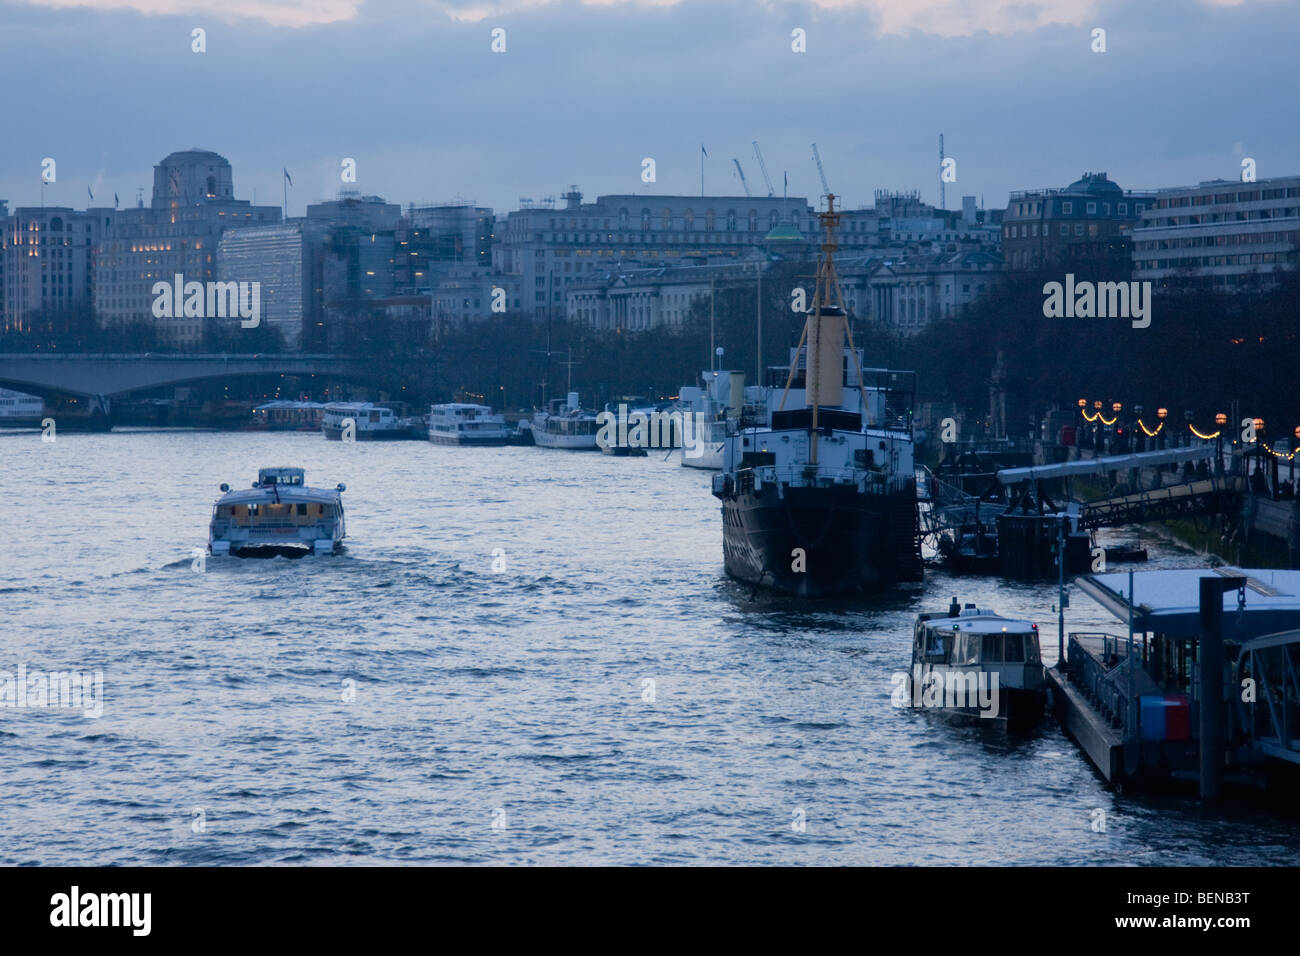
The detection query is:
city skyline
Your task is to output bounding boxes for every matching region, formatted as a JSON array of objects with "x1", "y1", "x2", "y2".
[{"x1": 3, "y1": 0, "x2": 1297, "y2": 215}]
